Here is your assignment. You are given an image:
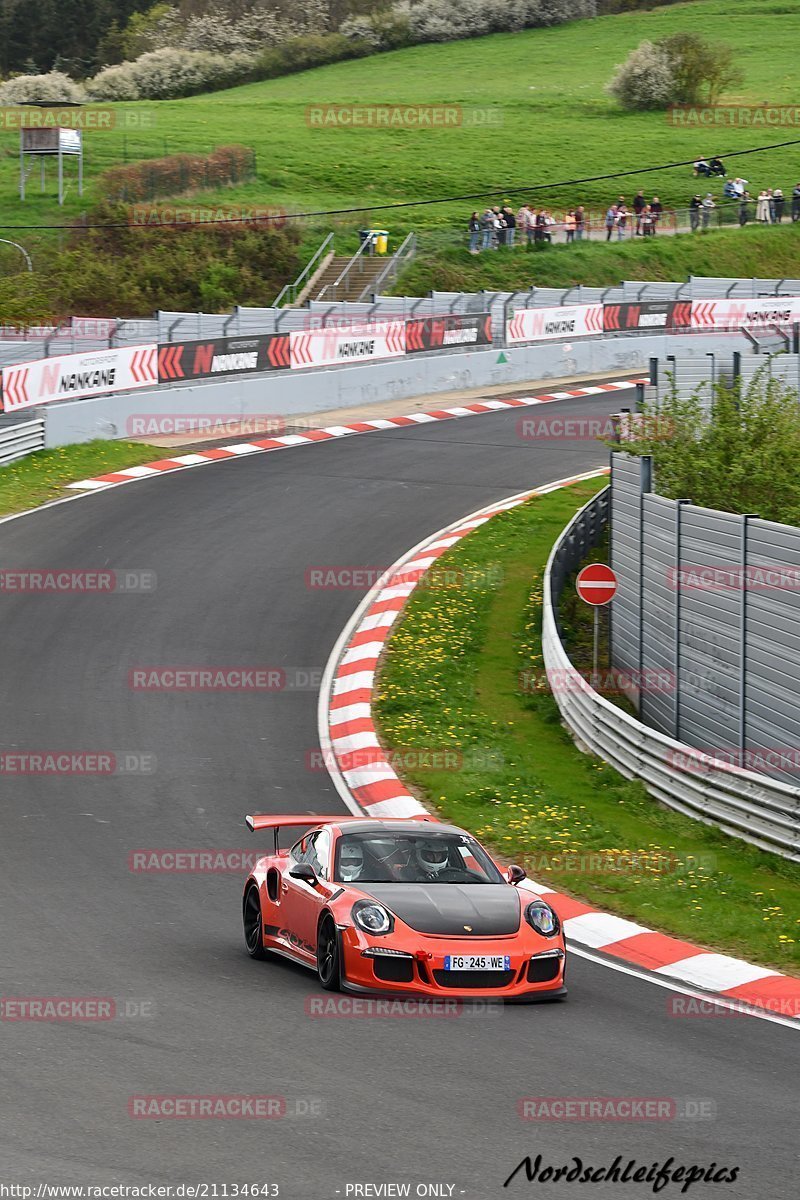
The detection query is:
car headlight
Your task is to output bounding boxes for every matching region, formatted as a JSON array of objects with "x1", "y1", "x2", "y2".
[
  {"x1": 352, "y1": 900, "x2": 394, "y2": 936},
  {"x1": 525, "y1": 900, "x2": 560, "y2": 937}
]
